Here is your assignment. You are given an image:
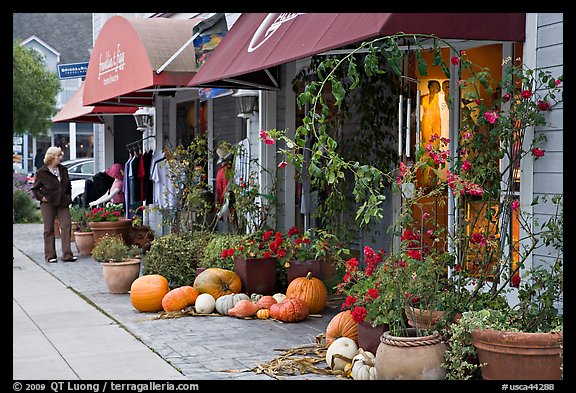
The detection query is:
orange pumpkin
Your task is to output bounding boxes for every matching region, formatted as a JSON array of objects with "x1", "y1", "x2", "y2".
[
  {"x1": 325, "y1": 310, "x2": 358, "y2": 347},
  {"x1": 130, "y1": 274, "x2": 170, "y2": 312},
  {"x1": 256, "y1": 309, "x2": 270, "y2": 319},
  {"x1": 269, "y1": 297, "x2": 309, "y2": 322},
  {"x1": 193, "y1": 268, "x2": 242, "y2": 300},
  {"x1": 286, "y1": 272, "x2": 327, "y2": 314},
  {"x1": 255, "y1": 295, "x2": 277, "y2": 309},
  {"x1": 162, "y1": 286, "x2": 199, "y2": 312}
]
